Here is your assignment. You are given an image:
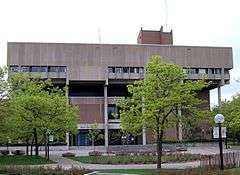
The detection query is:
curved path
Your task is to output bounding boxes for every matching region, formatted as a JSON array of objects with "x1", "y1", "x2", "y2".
[{"x1": 49, "y1": 155, "x2": 200, "y2": 170}]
